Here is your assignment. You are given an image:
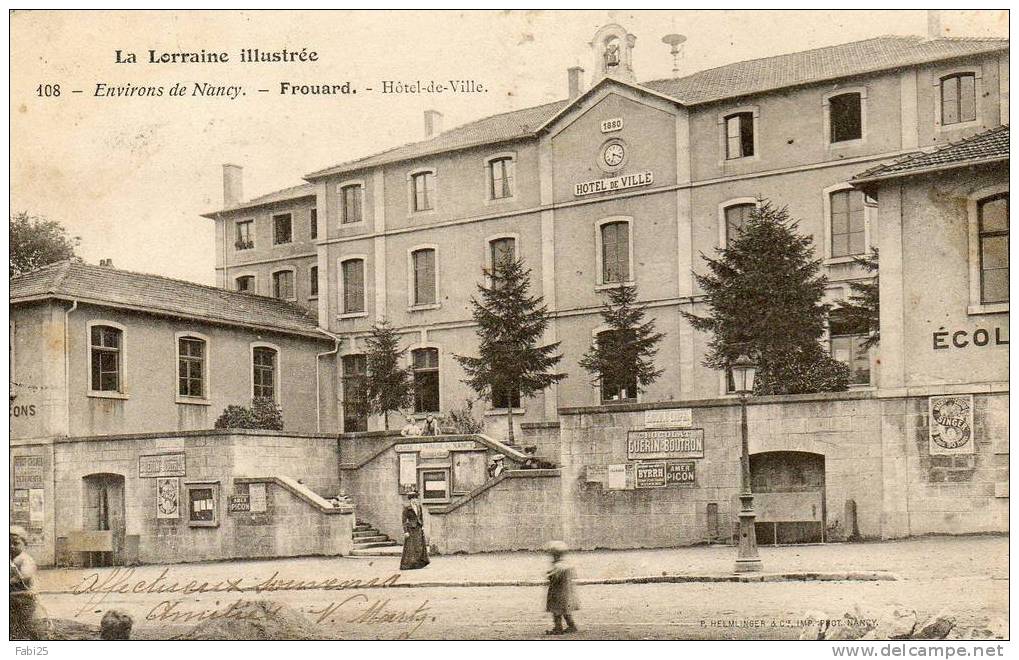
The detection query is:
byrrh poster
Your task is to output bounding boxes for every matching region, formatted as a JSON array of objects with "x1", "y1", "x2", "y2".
[{"x1": 8, "y1": 8, "x2": 1009, "y2": 652}]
